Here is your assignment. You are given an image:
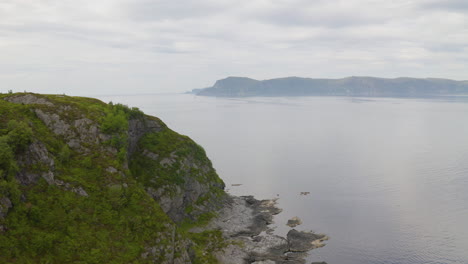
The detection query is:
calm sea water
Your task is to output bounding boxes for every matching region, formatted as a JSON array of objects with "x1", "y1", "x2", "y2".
[{"x1": 97, "y1": 94, "x2": 468, "y2": 264}]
